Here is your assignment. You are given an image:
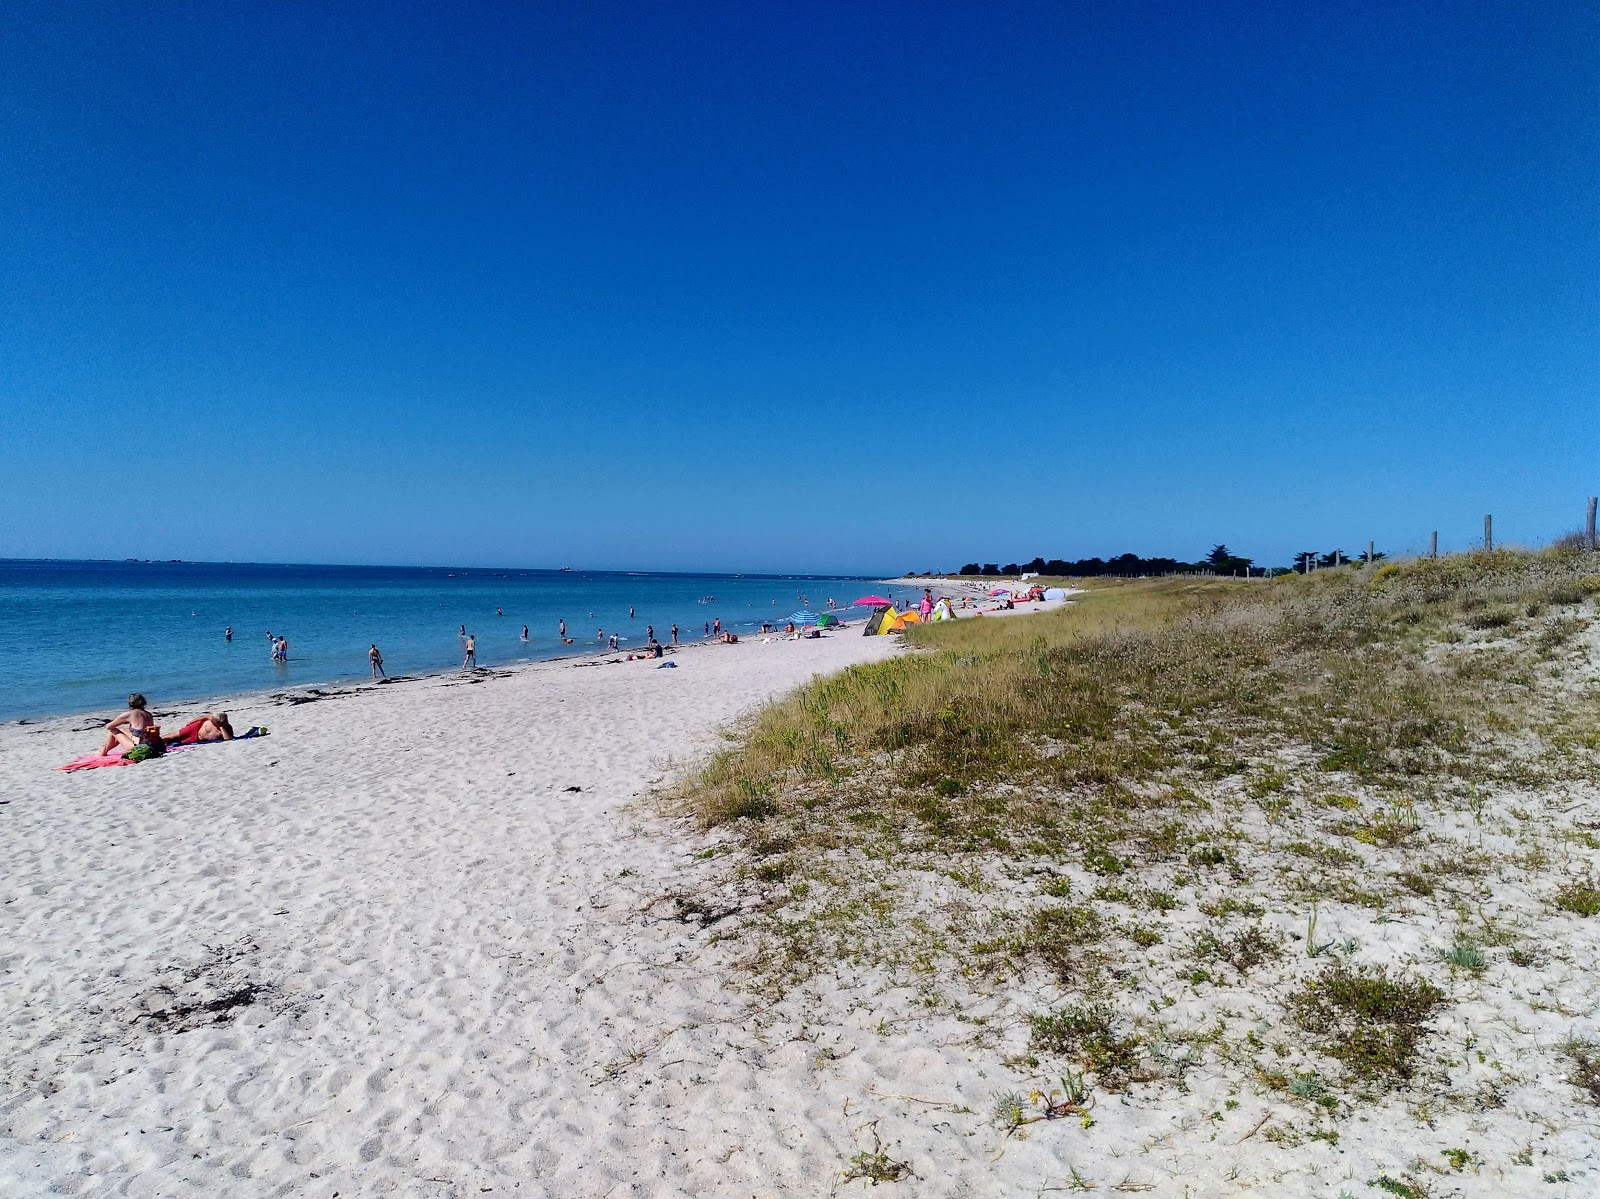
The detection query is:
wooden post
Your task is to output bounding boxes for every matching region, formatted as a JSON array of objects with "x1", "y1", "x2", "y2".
[
  {"x1": 1334, "y1": 550, "x2": 1341, "y2": 567},
  {"x1": 1430, "y1": 531, "x2": 1437, "y2": 558},
  {"x1": 1588, "y1": 497, "x2": 1597, "y2": 551},
  {"x1": 1367, "y1": 539, "x2": 1374, "y2": 564},
  {"x1": 1484, "y1": 515, "x2": 1493, "y2": 552}
]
